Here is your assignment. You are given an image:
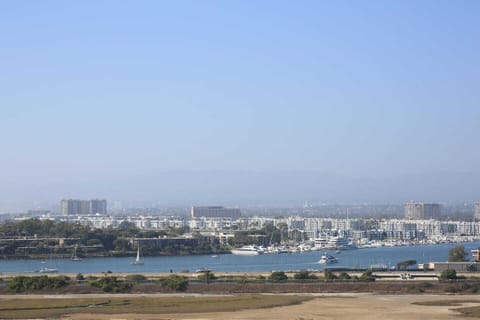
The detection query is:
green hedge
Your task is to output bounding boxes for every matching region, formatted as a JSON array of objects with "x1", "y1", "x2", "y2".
[{"x1": 8, "y1": 276, "x2": 70, "y2": 292}]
